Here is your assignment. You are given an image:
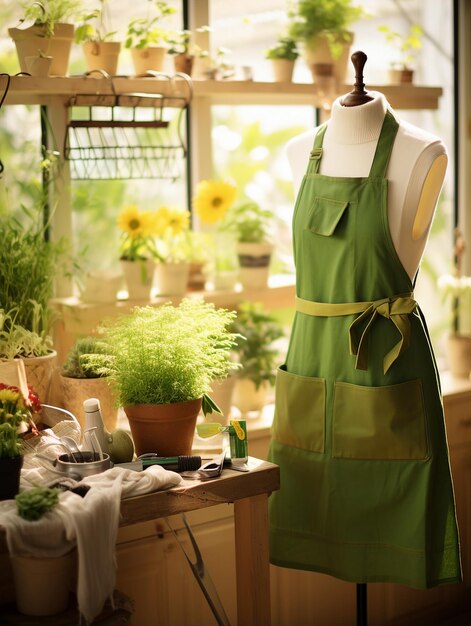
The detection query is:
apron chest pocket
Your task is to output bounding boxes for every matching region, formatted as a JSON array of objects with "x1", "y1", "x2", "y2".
[
  {"x1": 308, "y1": 197, "x2": 349, "y2": 236},
  {"x1": 332, "y1": 379, "x2": 428, "y2": 460},
  {"x1": 272, "y1": 365, "x2": 325, "y2": 453}
]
